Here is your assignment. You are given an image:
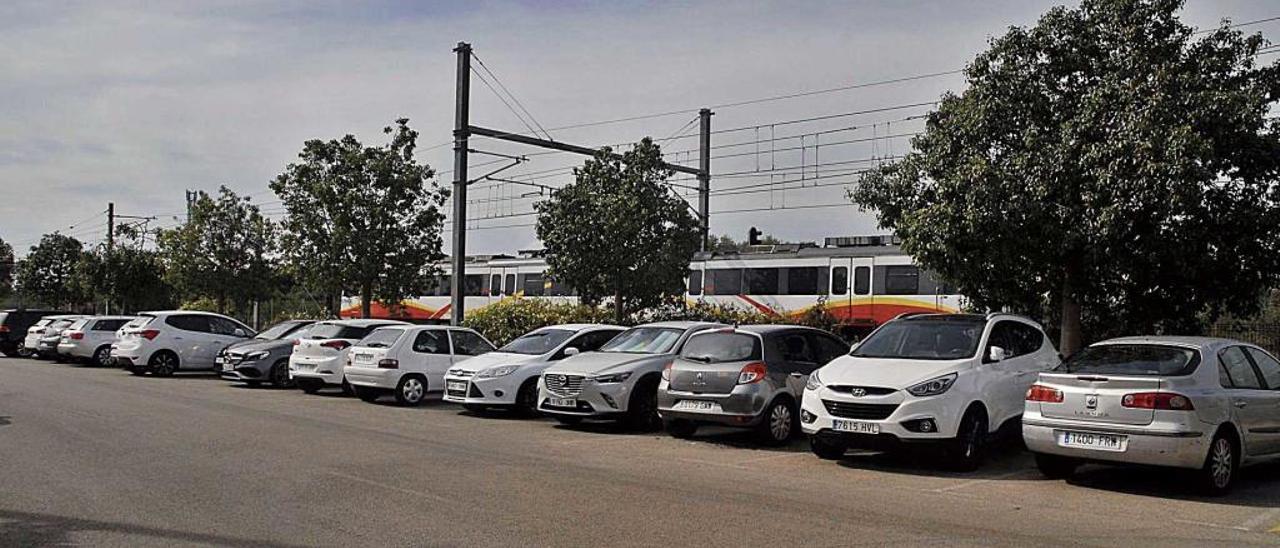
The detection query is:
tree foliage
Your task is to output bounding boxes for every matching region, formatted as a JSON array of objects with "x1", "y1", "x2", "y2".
[
  {"x1": 15, "y1": 233, "x2": 88, "y2": 308},
  {"x1": 535, "y1": 138, "x2": 702, "y2": 323},
  {"x1": 851, "y1": 0, "x2": 1280, "y2": 353},
  {"x1": 707, "y1": 233, "x2": 784, "y2": 253},
  {"x1": 157, "y1": 186, "x2": 277, "y2": 313},
  {"x1": 0, "y1": 236, "x2": 13, "y2": 300},
  {"x1": 77, "y1": 225, "x2": 174, "y2": 313},
  {"x1": 271, "y1": 118, "x2": 446, "y2": 318}
]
